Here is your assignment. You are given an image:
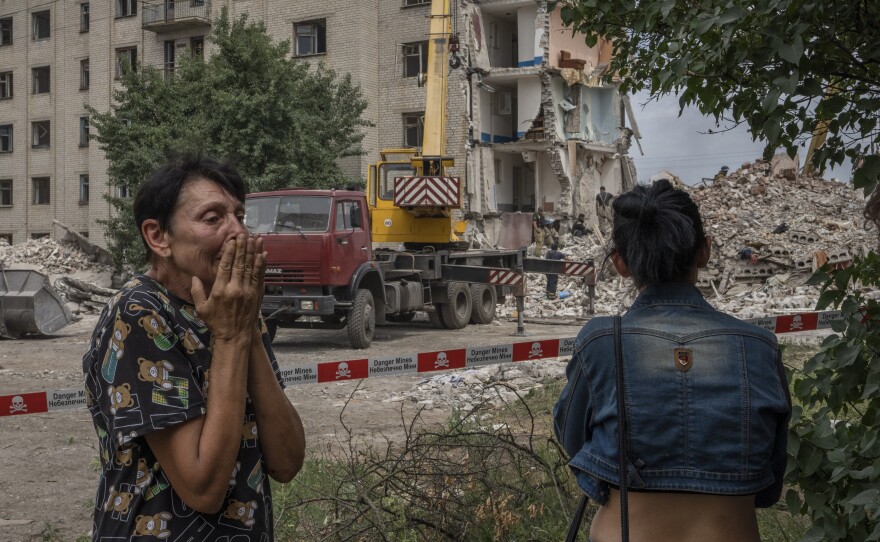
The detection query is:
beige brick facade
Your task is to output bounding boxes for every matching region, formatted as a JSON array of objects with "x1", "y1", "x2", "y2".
[{"x1": 0, "y1": 0, "x2": 630, "y2": 247}]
